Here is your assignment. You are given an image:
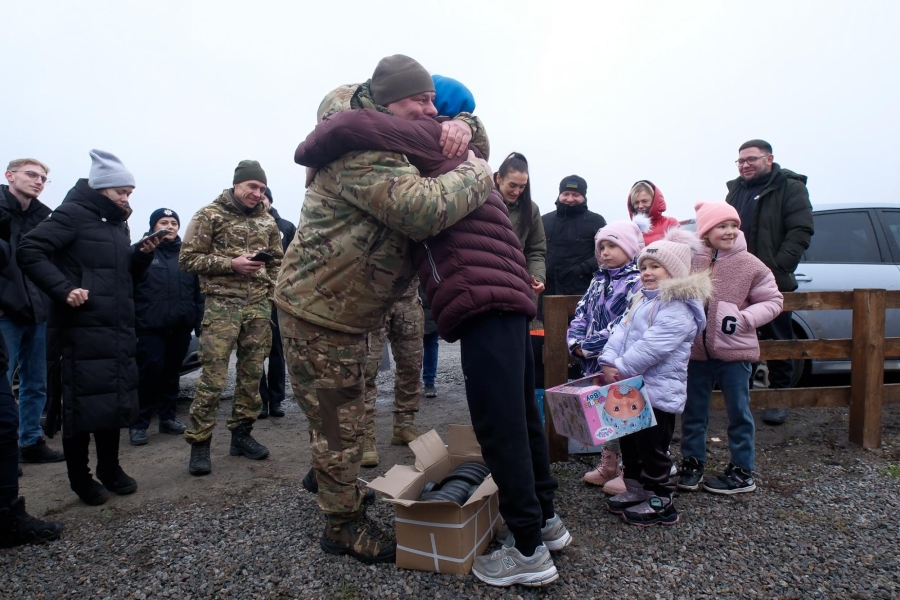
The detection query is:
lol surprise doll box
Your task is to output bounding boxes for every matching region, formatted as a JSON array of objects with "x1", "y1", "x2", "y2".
[{"x1": 545, "y1": 375, "x2": 656, "y2": 446}]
